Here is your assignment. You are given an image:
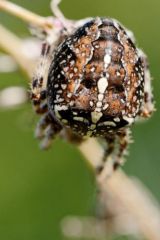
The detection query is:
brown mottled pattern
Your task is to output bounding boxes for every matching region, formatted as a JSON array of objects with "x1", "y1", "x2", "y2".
[{"x1": 47, "y1": 17, "x2": 145, "y2": 136}]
